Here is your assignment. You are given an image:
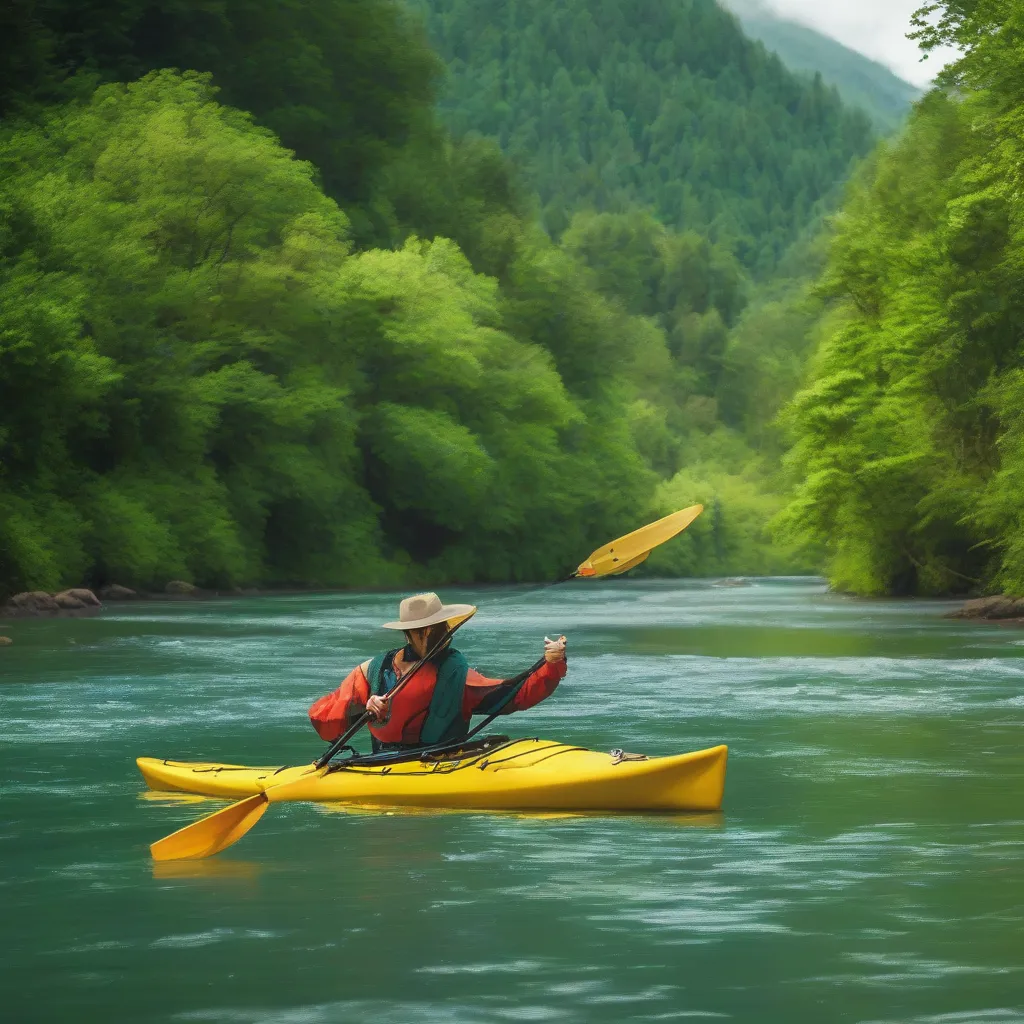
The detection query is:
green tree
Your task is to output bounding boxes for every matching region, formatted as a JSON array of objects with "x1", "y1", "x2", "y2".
[
  {"x1": 778, "y1": 68, "x2": 1024, "y2": 595},
  {"x1": 0, "y1": 72, "x2": 662, "y2": 595},
  {"x1": 0, "y1": 0, "x2": 443, "y2": 218}
]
